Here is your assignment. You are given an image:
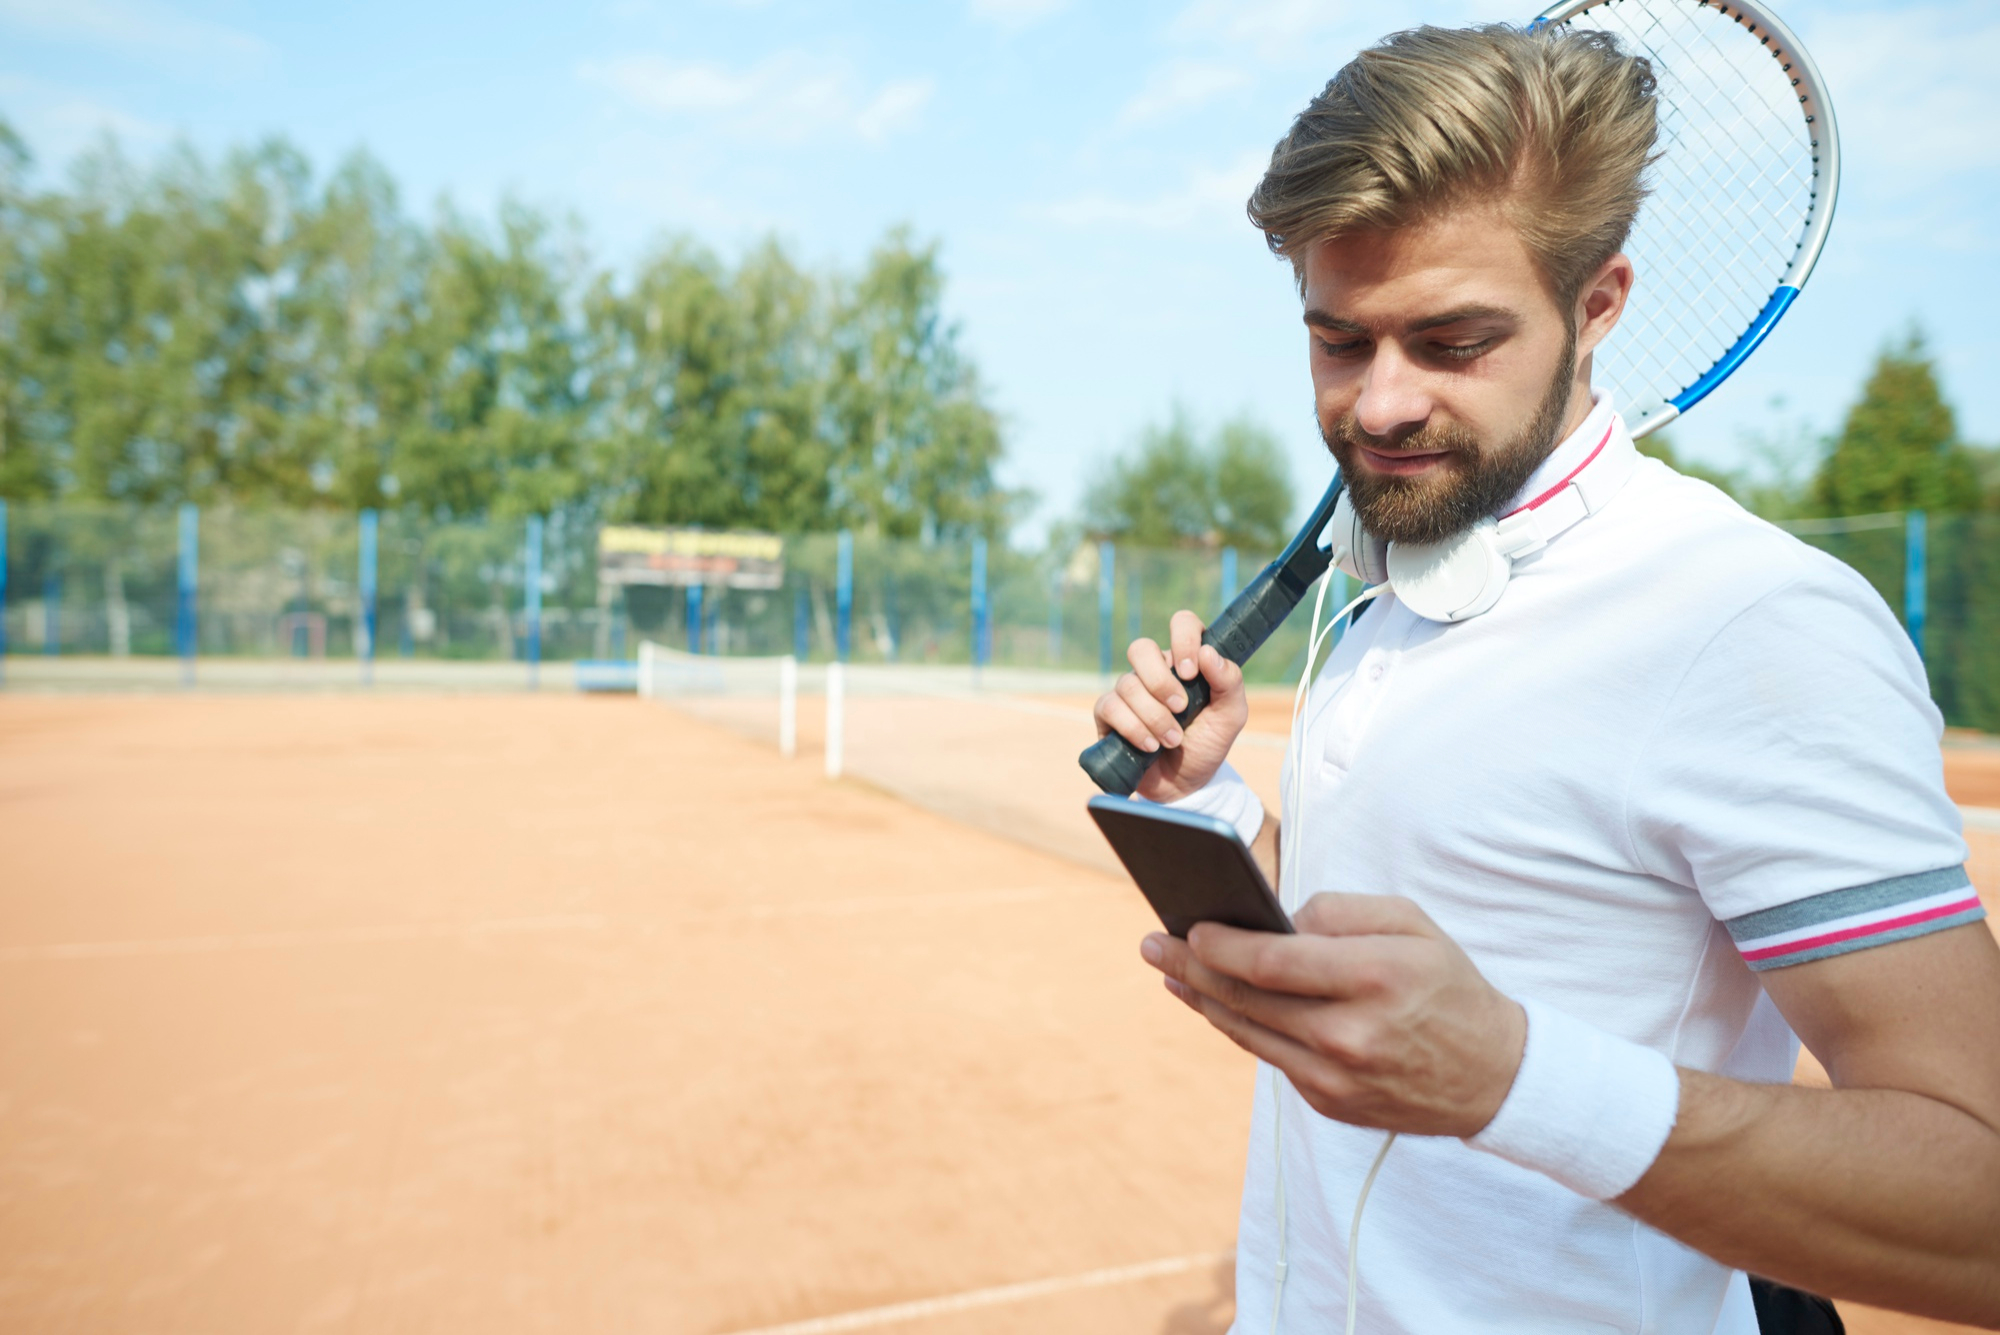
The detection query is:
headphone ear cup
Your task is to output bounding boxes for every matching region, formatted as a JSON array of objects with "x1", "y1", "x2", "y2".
[
  {"x1": 1330, "y1": 488, "x2": 1390, "y2": 585},
  {"x1": 1385, "y1": 521, "x2": 1512, "y2": 623}
]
